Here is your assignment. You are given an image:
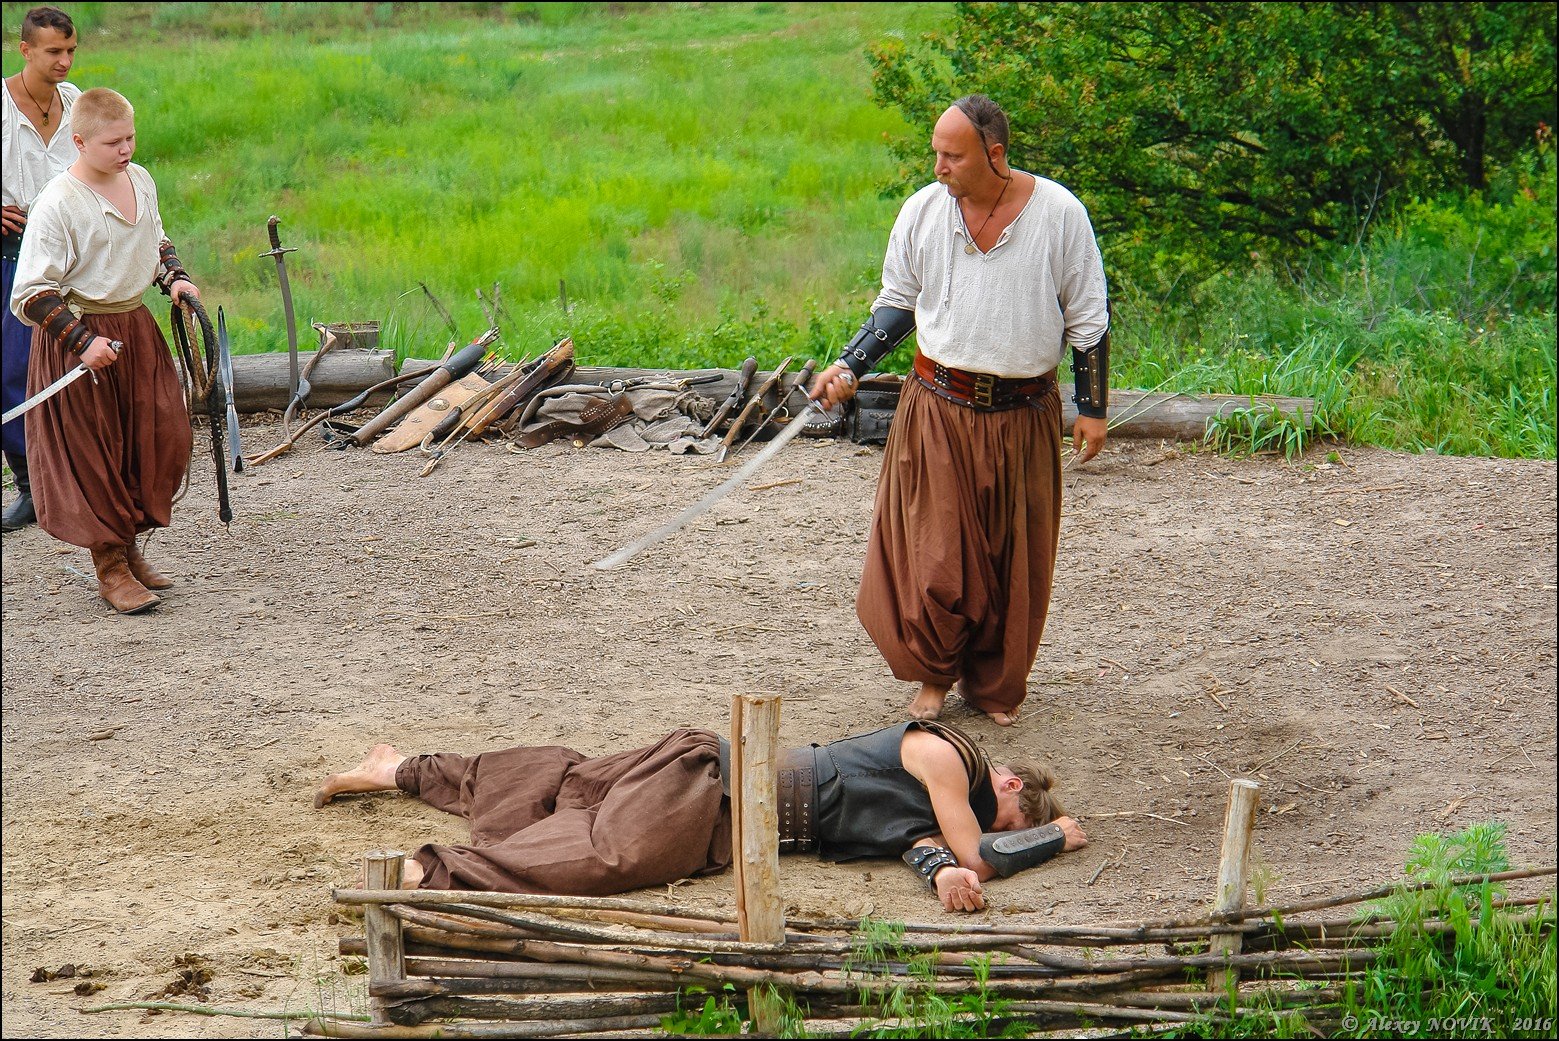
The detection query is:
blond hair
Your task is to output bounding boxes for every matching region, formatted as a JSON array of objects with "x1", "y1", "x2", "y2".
[
  {"x1": 71, "y1": 88, "x2": 134, "y2": 144},
  {"x1": 1007, "y1": 759, "x2": 1066, "y2": 826}
]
